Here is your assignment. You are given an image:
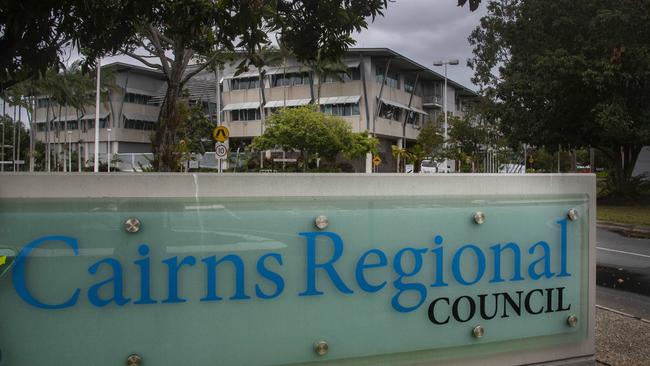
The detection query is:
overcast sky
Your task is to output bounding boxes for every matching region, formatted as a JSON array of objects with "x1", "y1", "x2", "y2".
[
  {"x1": 102, "y1": 1, "x2": 487, "y2": 90},
  {"x1": 353, "y1": 1, "x2": 487, "y2": 90}
]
